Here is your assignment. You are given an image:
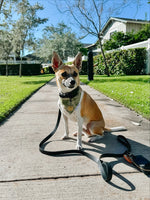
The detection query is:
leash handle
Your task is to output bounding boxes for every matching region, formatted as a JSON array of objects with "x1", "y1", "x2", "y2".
[
  {"x1": 117, "y1": 135, "x2": 131, "y2": 152},
  {"x1": 98, "y1": 160, "x2": 112, "y2": 182},
  {"x1": 117, "y1": 135, "x2": 150, "y2": 175}
]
